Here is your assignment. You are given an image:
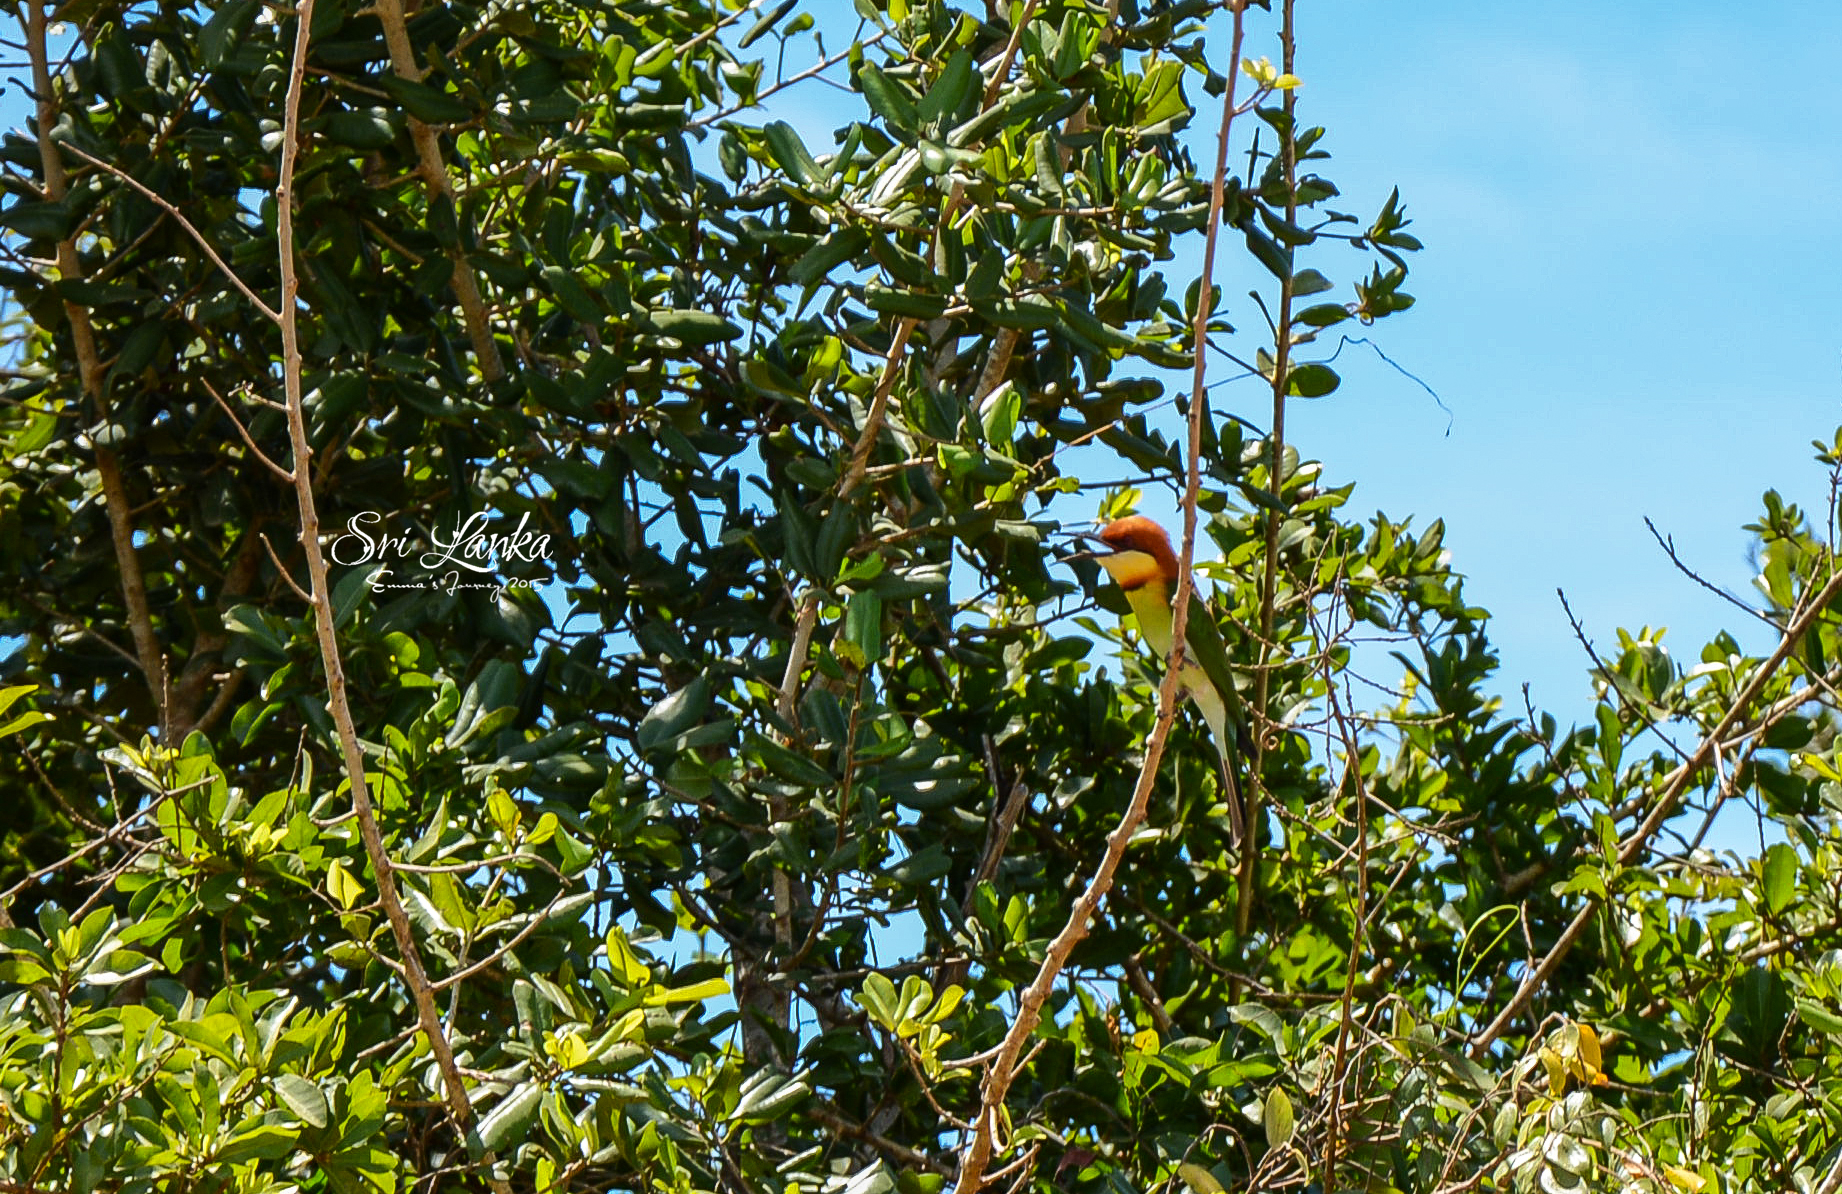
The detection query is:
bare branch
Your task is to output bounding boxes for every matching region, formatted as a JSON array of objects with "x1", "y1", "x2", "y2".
[
  {"x1": 259, "y1": 533, "x2": 312, "y2": 603},
  {"x1": 272, "y1": 6, "x2": 510, "y2": 1189},
  {"x1": 25, "y1": 4, "x2": 172, "y2": 737},
  {"x1": 202, "y1": 378, "x2": 294, "y2": 482},
  {"x1": 950, "y1": 7, "x2": 1250, "y2": 1189},
  {"x1": 839, "y1": 316, "x2": 919, "y2": 497},
  {"x1": 58, "y1": 142, "x2": 281, "y2": 324},
  {"x1": 372, "y1": 0, "x2": 503, "y2": 379},
  {"x1": 1645, "y1": 516, "x2": 1774, "y2": 629}
]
